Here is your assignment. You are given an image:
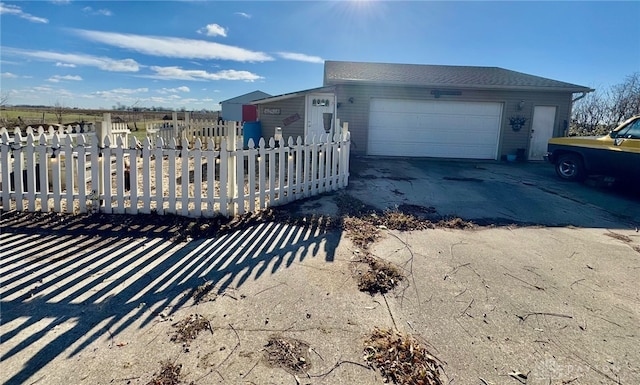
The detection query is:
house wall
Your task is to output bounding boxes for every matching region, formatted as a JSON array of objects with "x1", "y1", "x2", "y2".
[
  {"x1": 334, "y1": 84, "x2": 573, "y2": 159},
  {"x1": 254, "y1": 96, "x2": 306, "y2": 142}
]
